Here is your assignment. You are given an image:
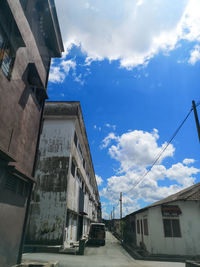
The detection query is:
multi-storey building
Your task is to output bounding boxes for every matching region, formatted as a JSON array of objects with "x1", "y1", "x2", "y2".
[
  {"x1": 0, "y1": 1, "x2": 63, "y2": 266},
  {"x1": 26, "y1": 102, "x2": 101, "y2": 248}
]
